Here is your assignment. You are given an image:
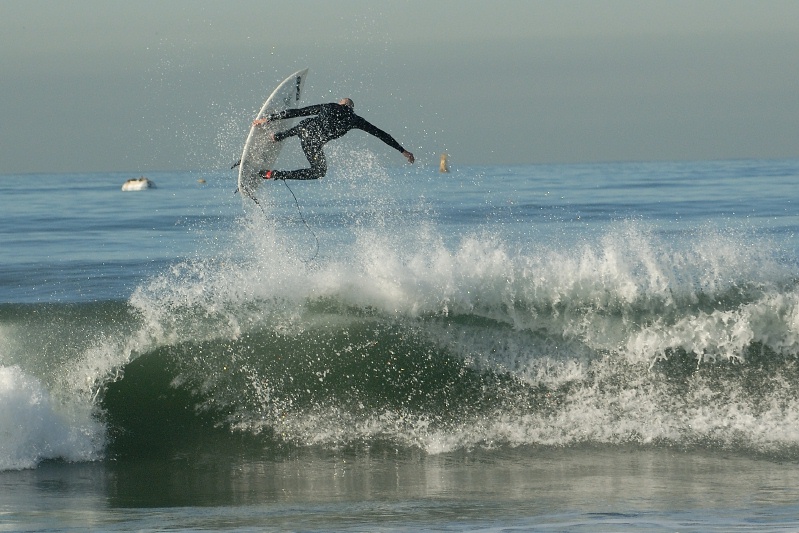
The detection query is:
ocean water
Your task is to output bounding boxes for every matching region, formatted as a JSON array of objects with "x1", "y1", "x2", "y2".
[{"x1": 3, "y1": 158, "x2": 799, "y2": 530}]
